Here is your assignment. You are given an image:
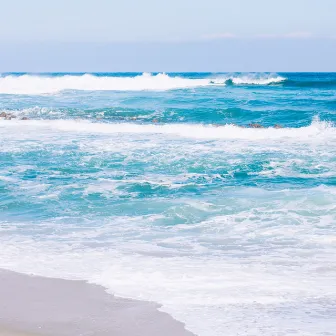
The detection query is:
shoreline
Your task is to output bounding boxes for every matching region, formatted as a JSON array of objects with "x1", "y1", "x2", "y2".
[{"x1": 0, "y1": 269, "x2": 195, "y2": 336}]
